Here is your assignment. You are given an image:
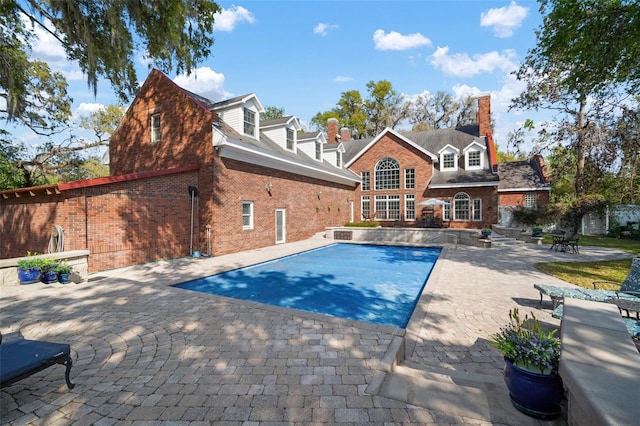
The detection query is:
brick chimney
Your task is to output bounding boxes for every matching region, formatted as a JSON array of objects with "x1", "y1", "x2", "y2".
[
  {"x1": 532, "y1": 153, "x2": 550, "y2": 183},
  {"x1": 327, "y1": 118, "x2": 340, "y2": 143},
  {"x1": 477, "y1": 95, "x2": 491, "y2": 138},
  {"x1": 340, "y1": 127, "x2": 352, "y2": 141}
]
